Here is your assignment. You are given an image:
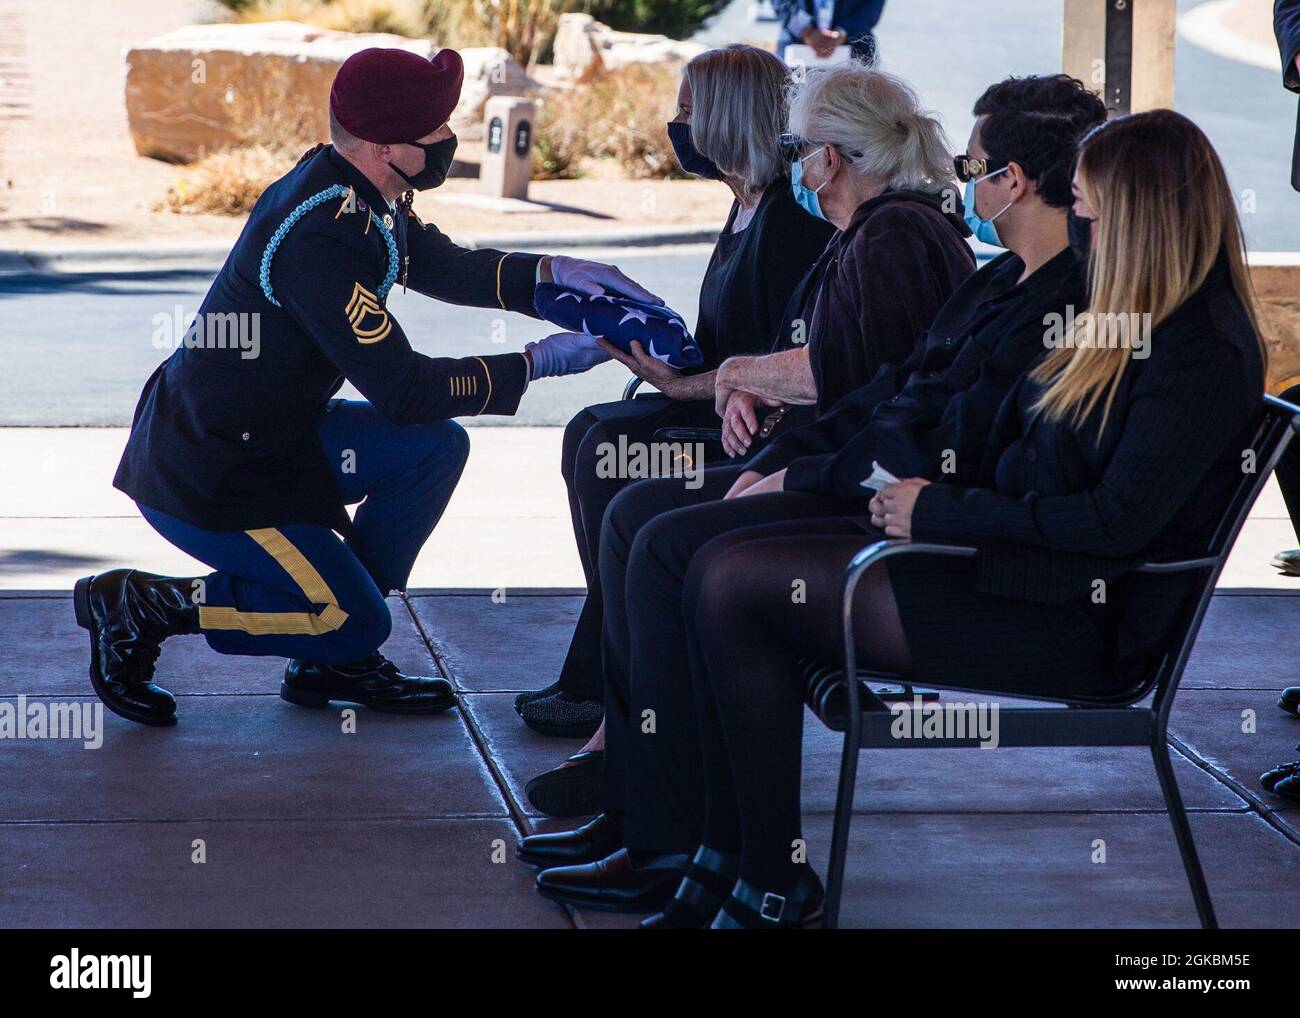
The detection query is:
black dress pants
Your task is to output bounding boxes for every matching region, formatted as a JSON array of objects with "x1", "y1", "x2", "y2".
[
  {"x1": 555, "y1": 395, "x2": 721, "y2": 702},
  {"x1": 1276, "y1": 384, "x2": 1300, "y2": 539},
  {"x1": 596, "y1": 466, "x2": 859, "y2": 853}
]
